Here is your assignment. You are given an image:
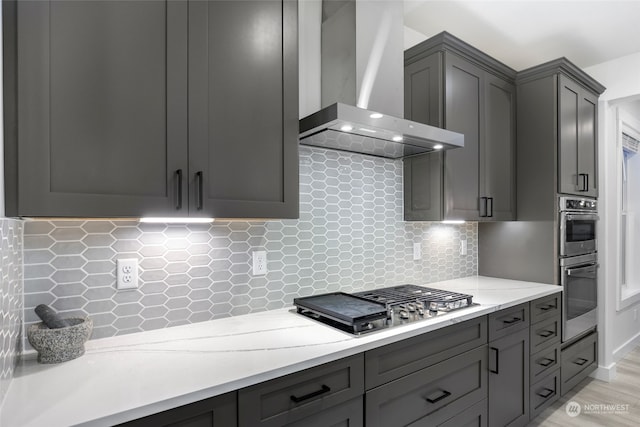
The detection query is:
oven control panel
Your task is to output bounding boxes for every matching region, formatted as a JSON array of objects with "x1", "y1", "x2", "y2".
[{"x1": 560, "y1": 196, "x2": 597, "y2": 212}]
